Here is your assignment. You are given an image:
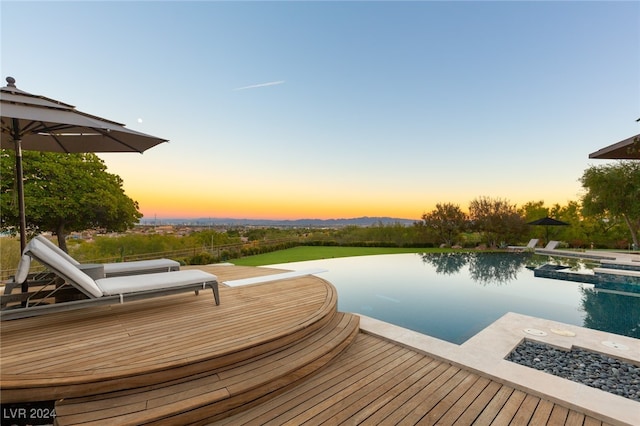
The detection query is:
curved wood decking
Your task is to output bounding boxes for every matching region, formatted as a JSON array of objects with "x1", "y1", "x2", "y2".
[{"x1": 1, "y1": 265, "x2": 360, "y2": 425}]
